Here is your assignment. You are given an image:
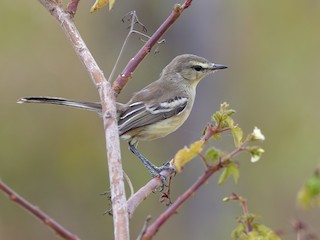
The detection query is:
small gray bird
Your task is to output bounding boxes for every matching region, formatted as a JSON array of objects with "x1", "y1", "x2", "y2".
[{"x1": 18, "y1": 54, "x2": 227, "y2": 177}]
